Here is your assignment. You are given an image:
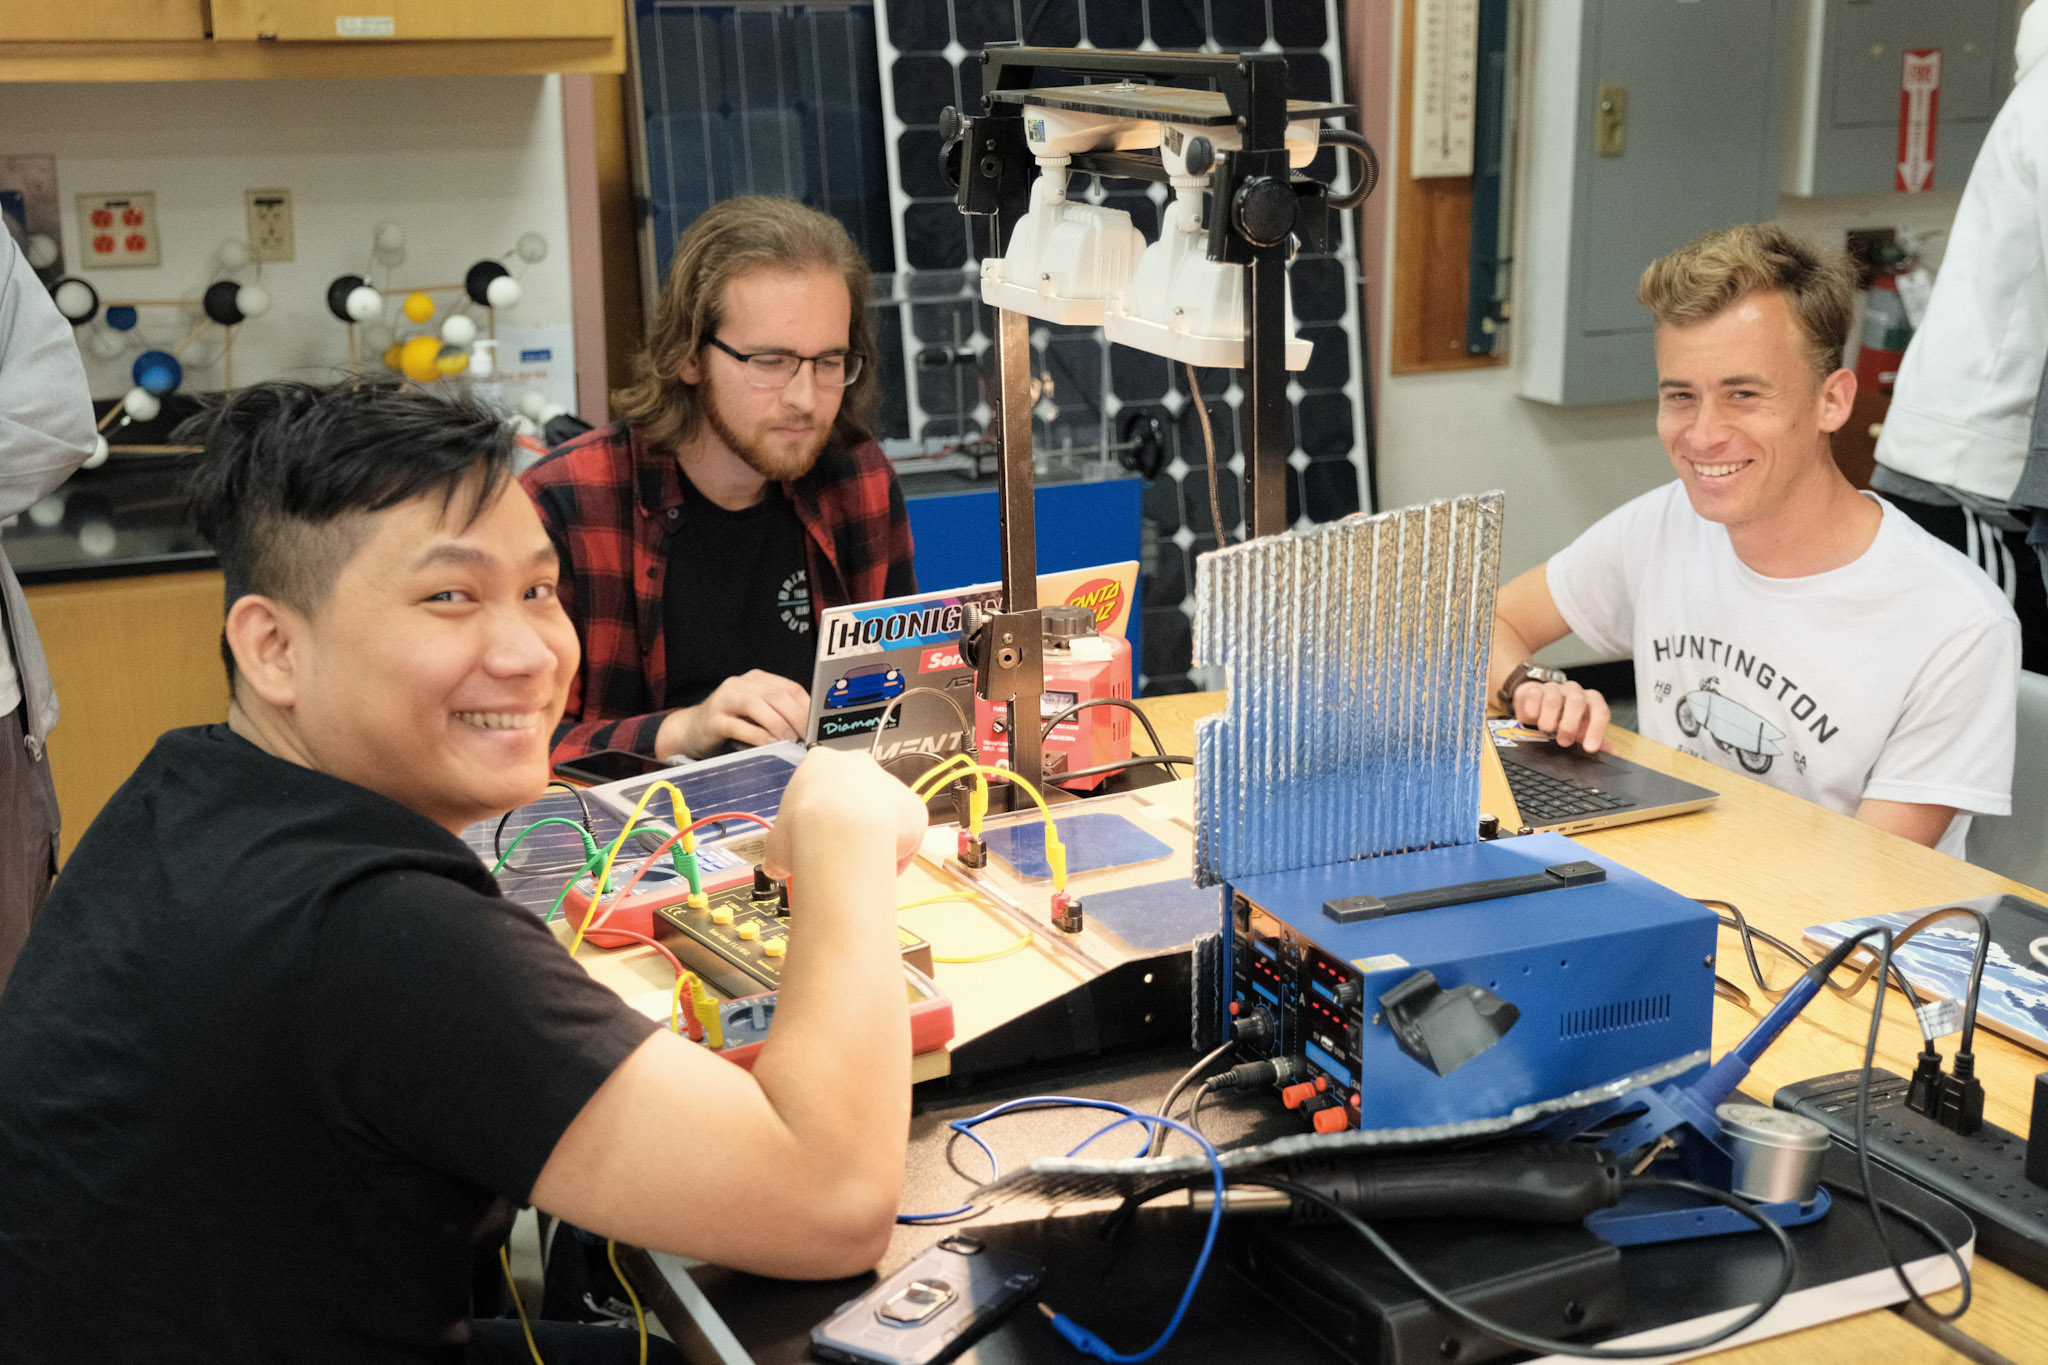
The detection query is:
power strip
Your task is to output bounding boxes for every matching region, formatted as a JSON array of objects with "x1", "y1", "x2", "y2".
[{"x1": 1775, "y1": 1067, "x2": 2048, "y2": 1288}]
